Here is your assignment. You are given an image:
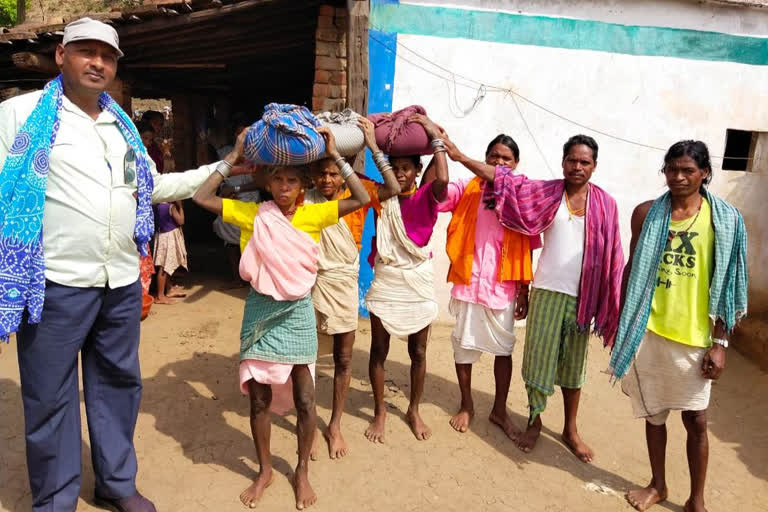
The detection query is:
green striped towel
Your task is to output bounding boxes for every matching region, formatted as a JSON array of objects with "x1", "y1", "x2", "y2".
[
  {"x1": 240, "y1": 290, "x2": 318, "y2": 364},
  {"x1": 610, "y1": 190, "x2": 748, "y2": 379}
]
